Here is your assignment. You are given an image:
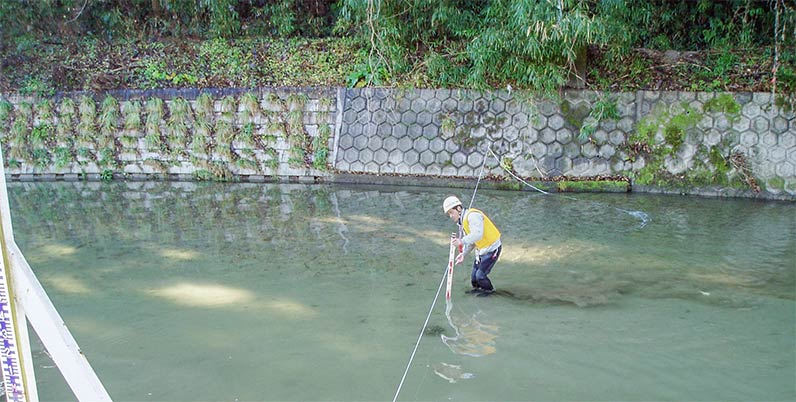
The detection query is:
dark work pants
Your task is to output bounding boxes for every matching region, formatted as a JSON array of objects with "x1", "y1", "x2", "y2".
[{"x1": 470, "y1": 245, "x2": 501, "y2": 291}]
